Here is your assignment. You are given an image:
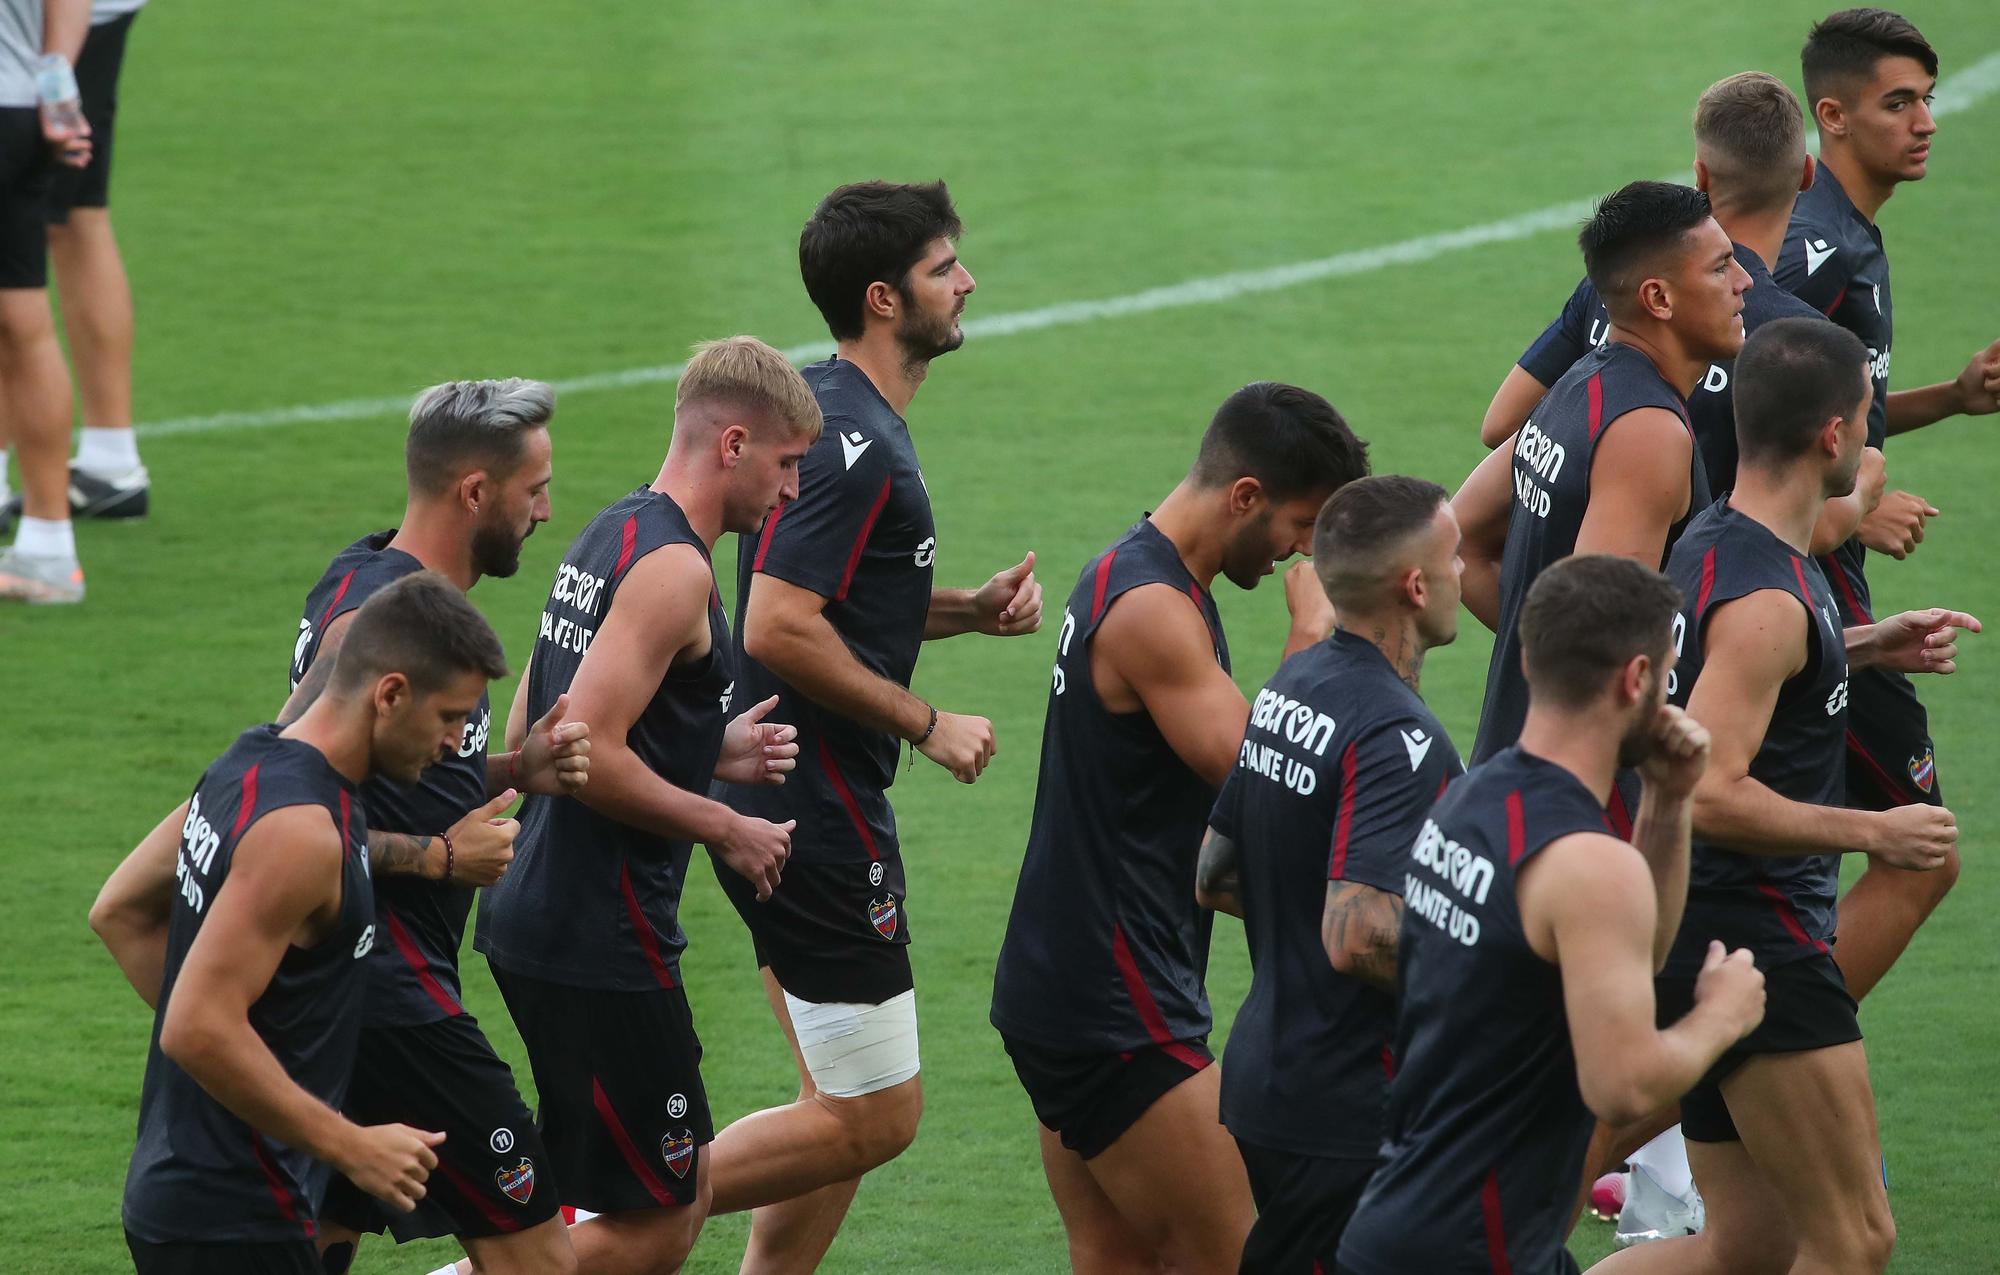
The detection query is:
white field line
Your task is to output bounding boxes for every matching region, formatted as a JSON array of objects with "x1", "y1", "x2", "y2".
[{"x1": 137, "y1": 53, "x2": 2000, "y2": 441}]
